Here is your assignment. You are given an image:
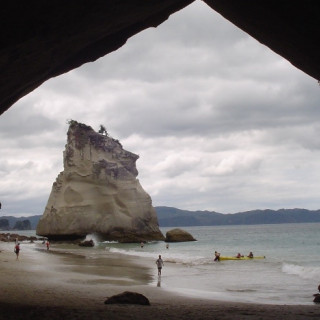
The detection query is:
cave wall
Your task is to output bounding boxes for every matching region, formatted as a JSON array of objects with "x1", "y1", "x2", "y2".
[
  {"x1": 204, "y1": 0, "x2": 320, "y2": 83},
  {"x1": 0, "y1": 0, "x2": 194, "y2": 115},
  {"x1": 1, "y1": 0, "x2": 319, "y2": 116}
]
